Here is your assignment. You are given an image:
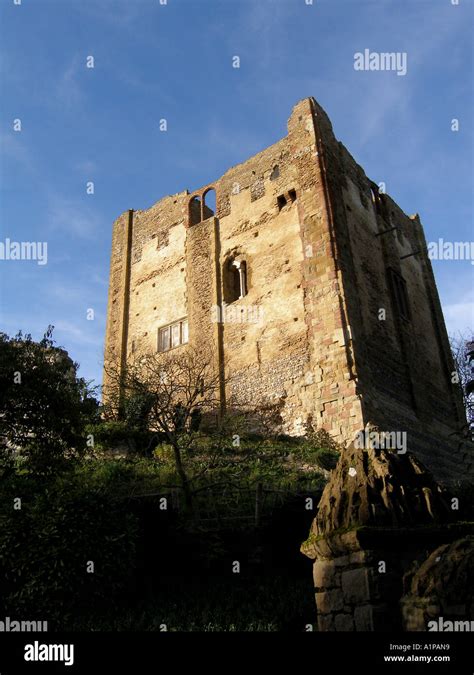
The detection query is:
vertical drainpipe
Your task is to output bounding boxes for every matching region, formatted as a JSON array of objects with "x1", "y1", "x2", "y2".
[{"x1": 119, "y1": 208, "x2": 134, "y2": 414}]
